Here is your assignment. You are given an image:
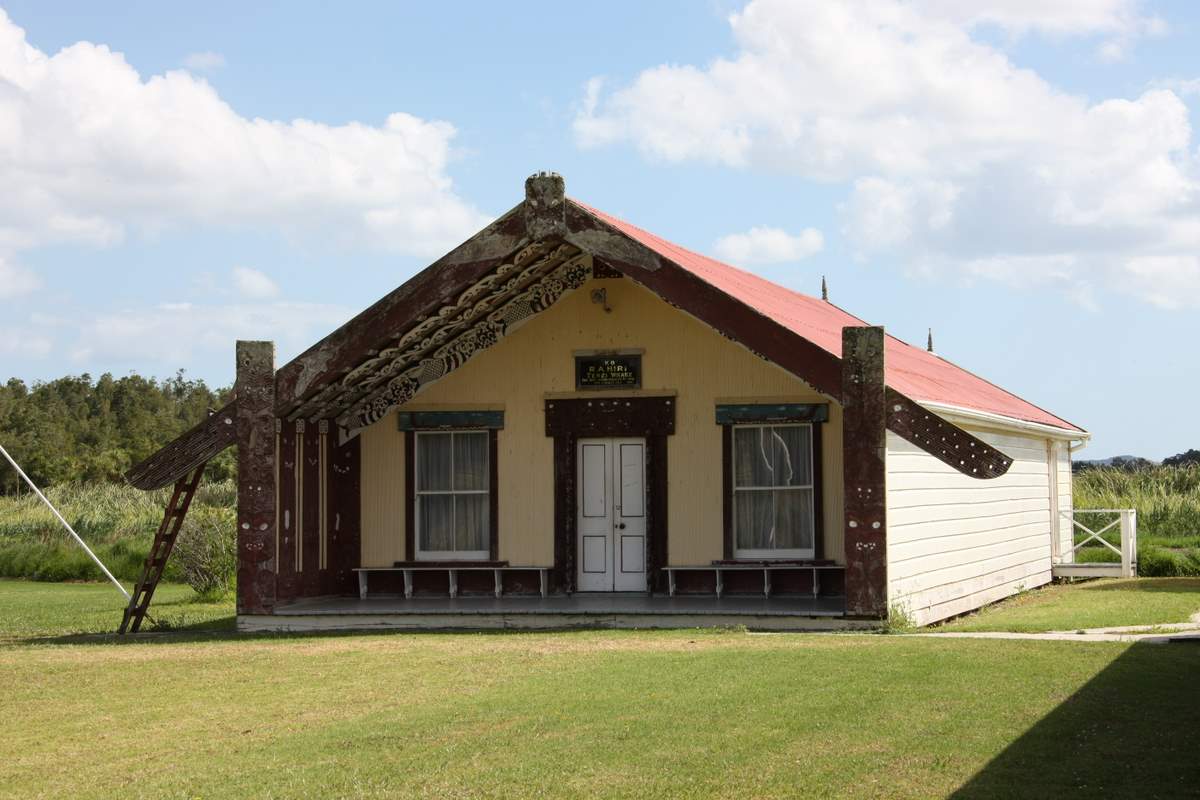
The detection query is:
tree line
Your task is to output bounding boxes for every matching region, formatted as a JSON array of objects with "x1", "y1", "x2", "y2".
[
  {"x1": 2, "y1": 370, "x2": 1195, "y2": 494},
  {"x1": 0, "y1": 373, "x2": 234, "y2": 495}
]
